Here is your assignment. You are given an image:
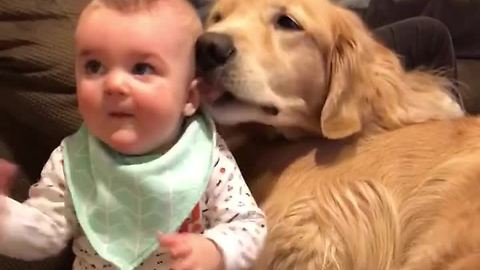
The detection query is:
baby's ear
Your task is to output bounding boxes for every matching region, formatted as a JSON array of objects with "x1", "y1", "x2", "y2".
[{"x1": 183, "y1": 79, "x2": 200, "y2": 116}]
